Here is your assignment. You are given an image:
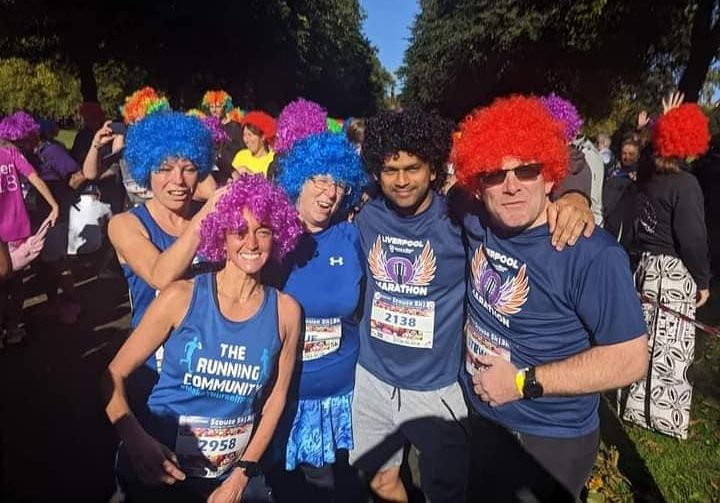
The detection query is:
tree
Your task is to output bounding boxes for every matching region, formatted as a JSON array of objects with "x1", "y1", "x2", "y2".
[
  {"x1": 0, "y1": 0, "x2": 388, "y2": 116},
  {"x1": 400, "y1": 0, "x2": 717, "y2": 121}
]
